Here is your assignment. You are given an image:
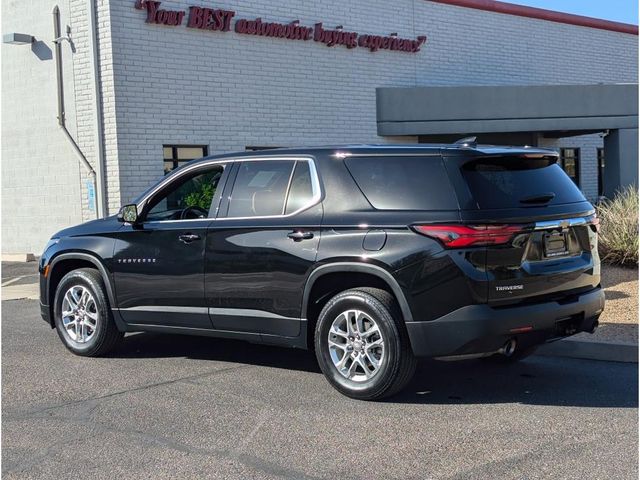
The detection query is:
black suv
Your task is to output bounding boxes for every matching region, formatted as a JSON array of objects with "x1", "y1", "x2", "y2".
[{"x1": 39, "y1": 144, "x2": 604, "y2": 400}]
